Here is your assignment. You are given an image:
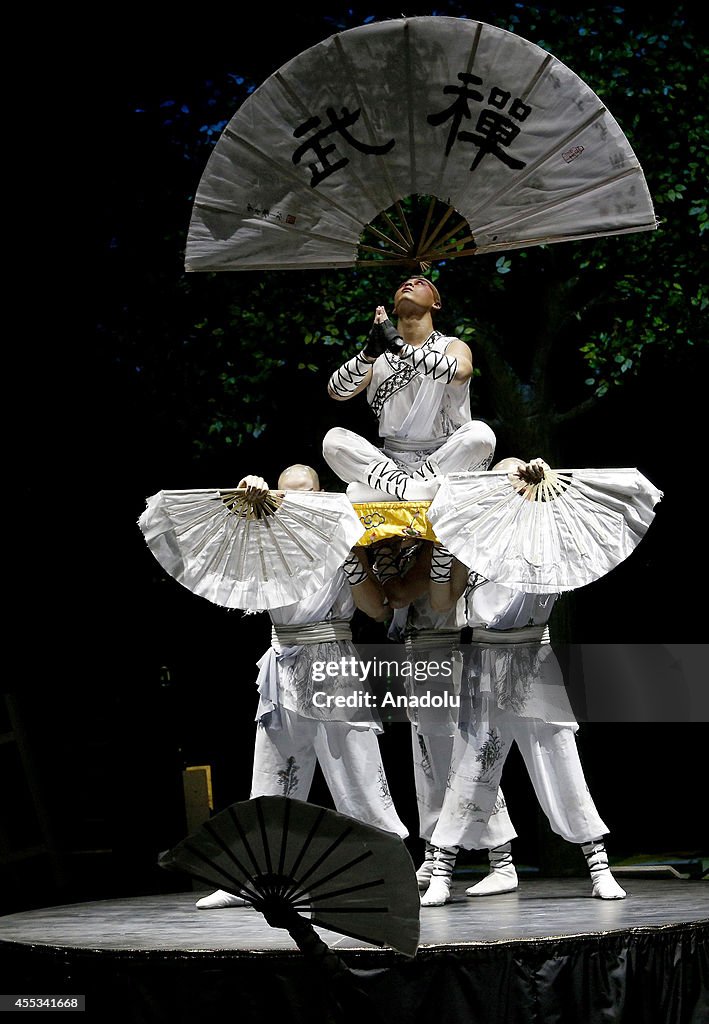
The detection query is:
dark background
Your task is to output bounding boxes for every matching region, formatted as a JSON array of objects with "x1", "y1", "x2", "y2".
[{"x1": 3, "y1": 3, "x2": 706, "y2": 917}]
